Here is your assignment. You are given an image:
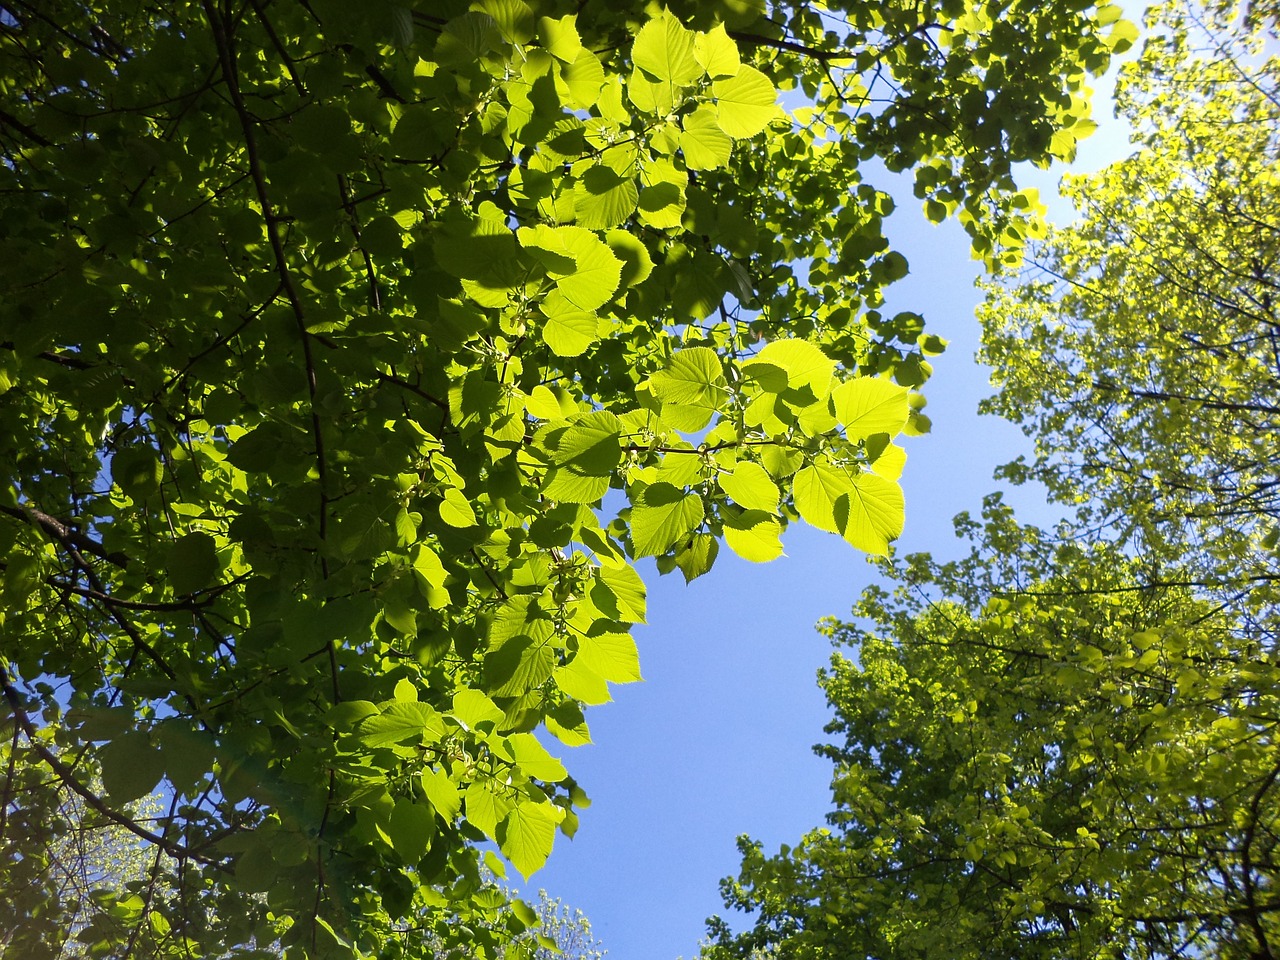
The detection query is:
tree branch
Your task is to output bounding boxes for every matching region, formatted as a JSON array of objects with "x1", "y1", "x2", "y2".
[
  {"x1": 0, "y1": 504, "x2": 130, "y2": 569},
  {"x1": 0, "y1": 664, "x2": 230, "y2": 871}
]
